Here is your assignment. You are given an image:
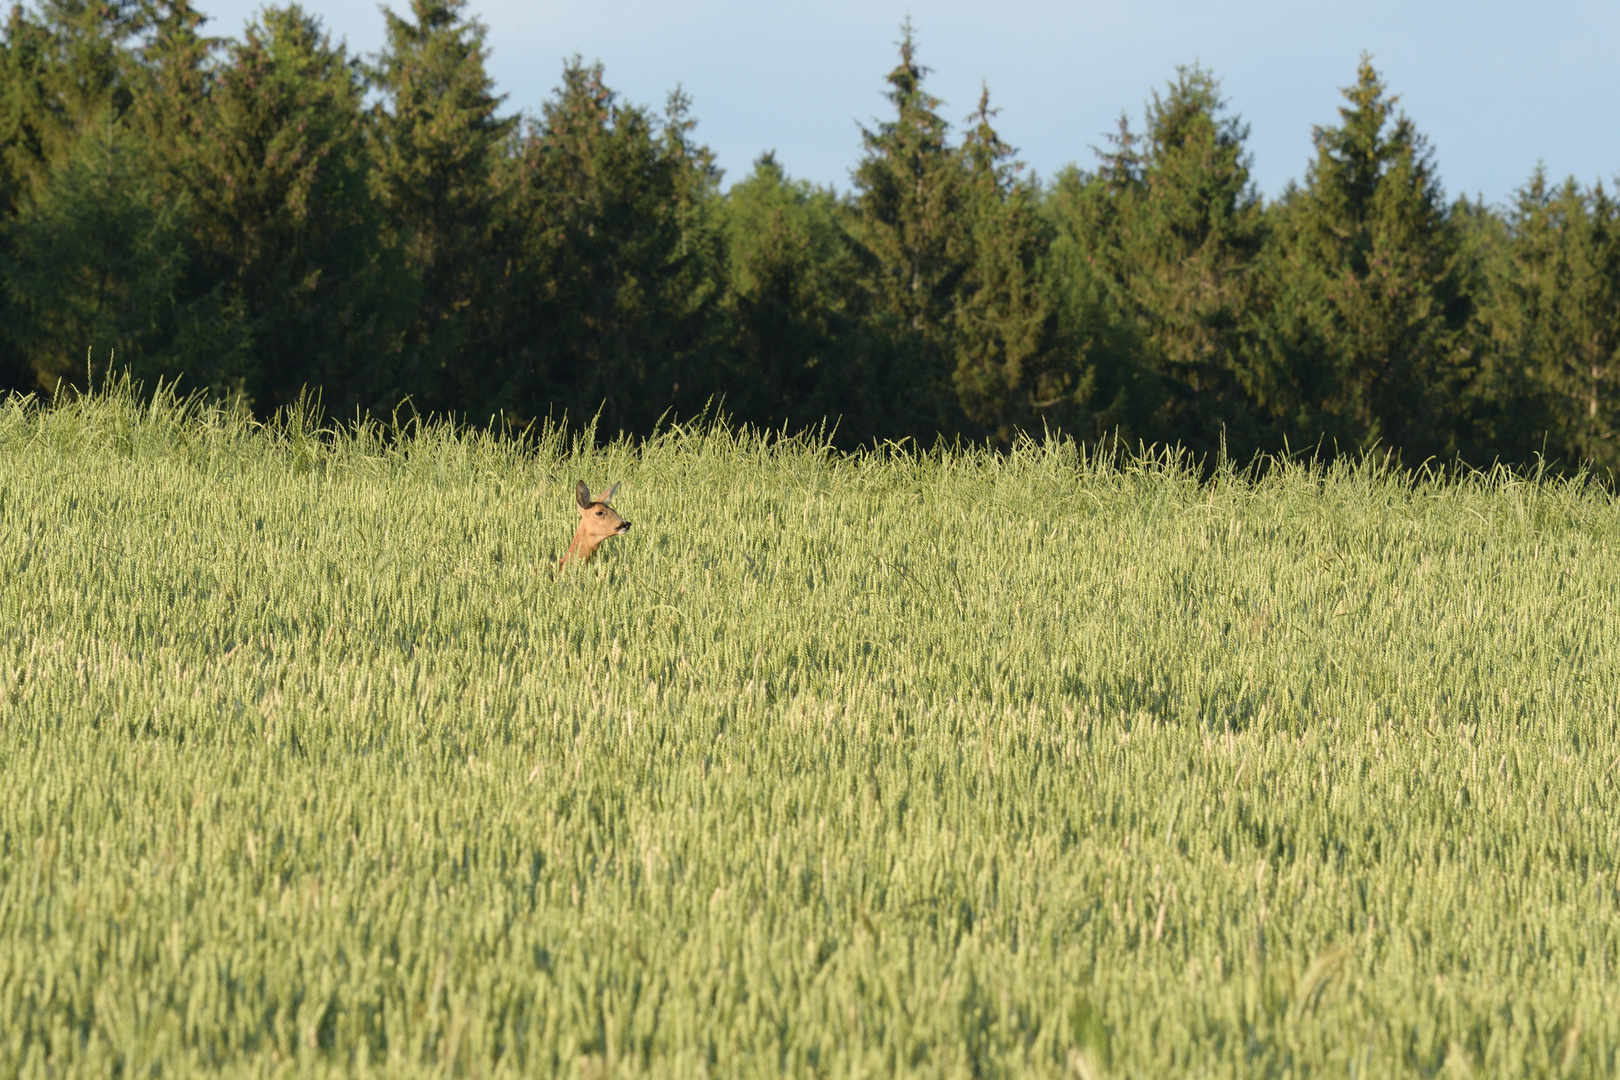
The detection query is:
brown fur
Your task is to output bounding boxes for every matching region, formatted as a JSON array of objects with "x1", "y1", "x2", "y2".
[{"x1": 560, "y1": 481, "x2": 631, "y2": 567}]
